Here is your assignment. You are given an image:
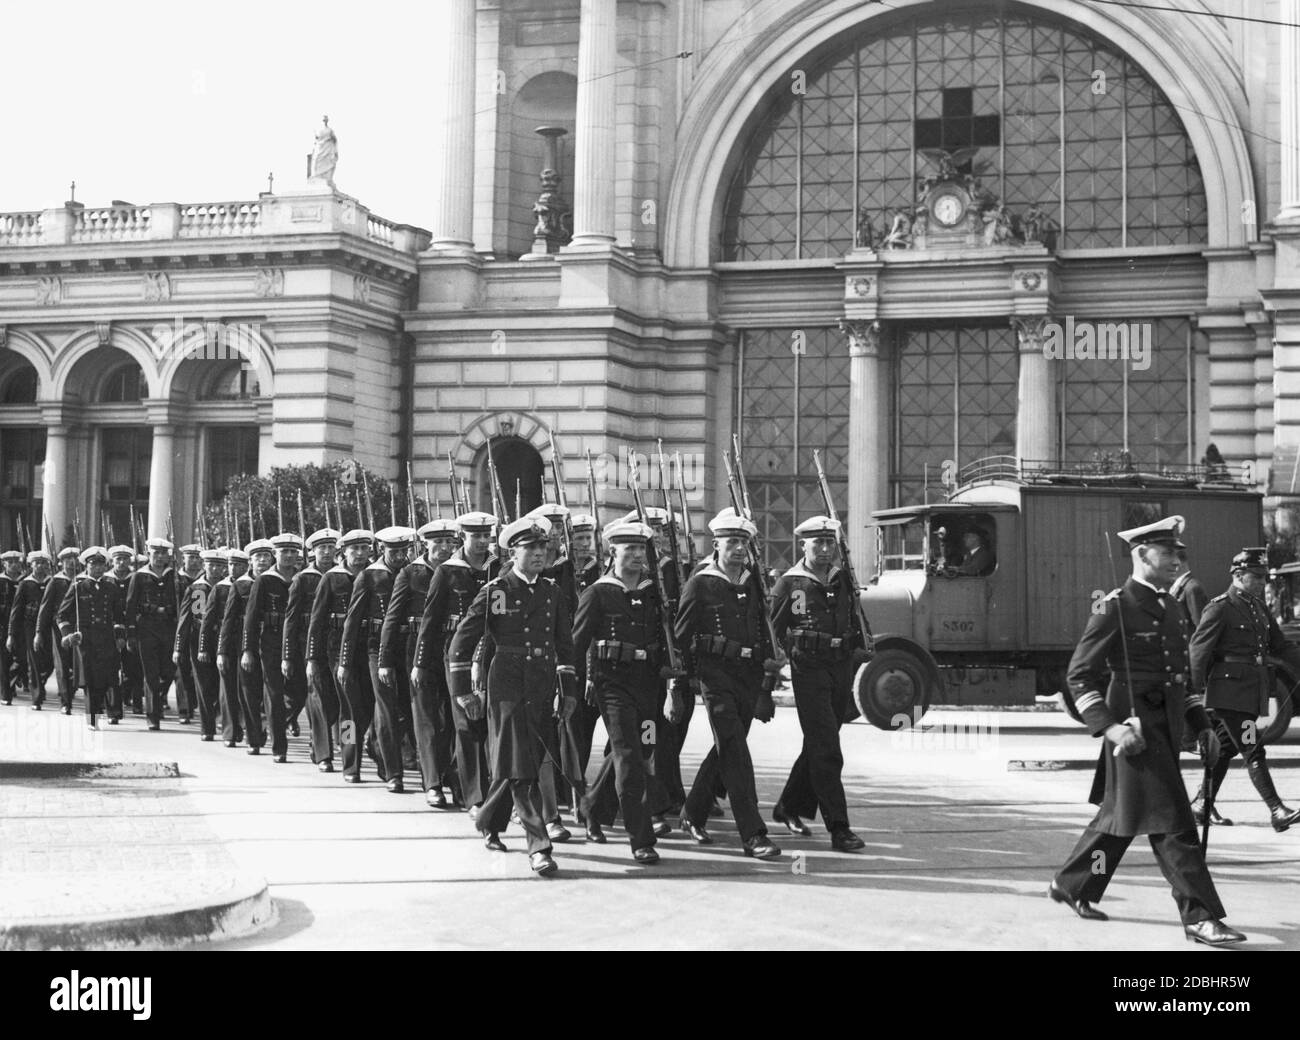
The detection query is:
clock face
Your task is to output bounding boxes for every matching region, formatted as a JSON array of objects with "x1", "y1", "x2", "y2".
[{"x1": 932, "y1": 193, "x2": 965, "y2": 227}]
